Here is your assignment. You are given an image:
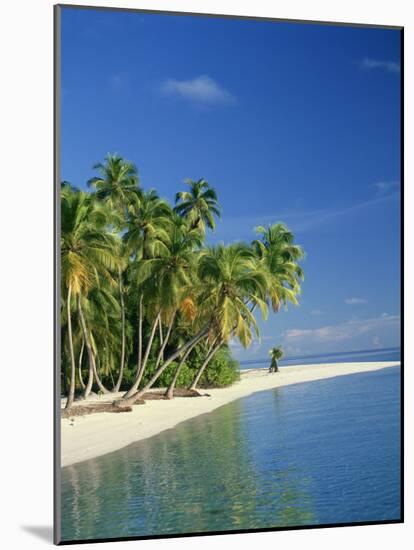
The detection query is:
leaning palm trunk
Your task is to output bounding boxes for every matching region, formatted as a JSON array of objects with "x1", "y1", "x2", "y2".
[
  {"x1": 134, "y1": 294, "x2": 144, "y2": 389},
  {"x1": 113, "y1": 273, "x2": 126, "y2": 392},
  {"x1": 165, "y1": 339, "x2": 197, "y2": 400},
  {"x1": 189, "y1": 341, "x2": 222, "y2": 391},
  {"x1": 65, "y1": 285, "x2": 76, "y2": 410},
  {"x1": 154, "y1": 311, "x2": 176, "y2": 371},
  {"x1": 83, "y1": 356, "x2": 94, "y2": 398},
  {"x1": 92, "y1": 351, "x2": 110, "y2": 394},
  {"x1": 123, "y1": 312, "x2": 161, "y2": 399},
  {"x1": 78, "y1": 339, "x2": 85, "y2": 390},
  {"x1": 158, "y1": 318, "x2": 164, "y2": 362},
  {"x1": 114, "y1": 327, "x2": 209, "y2": 408}
]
